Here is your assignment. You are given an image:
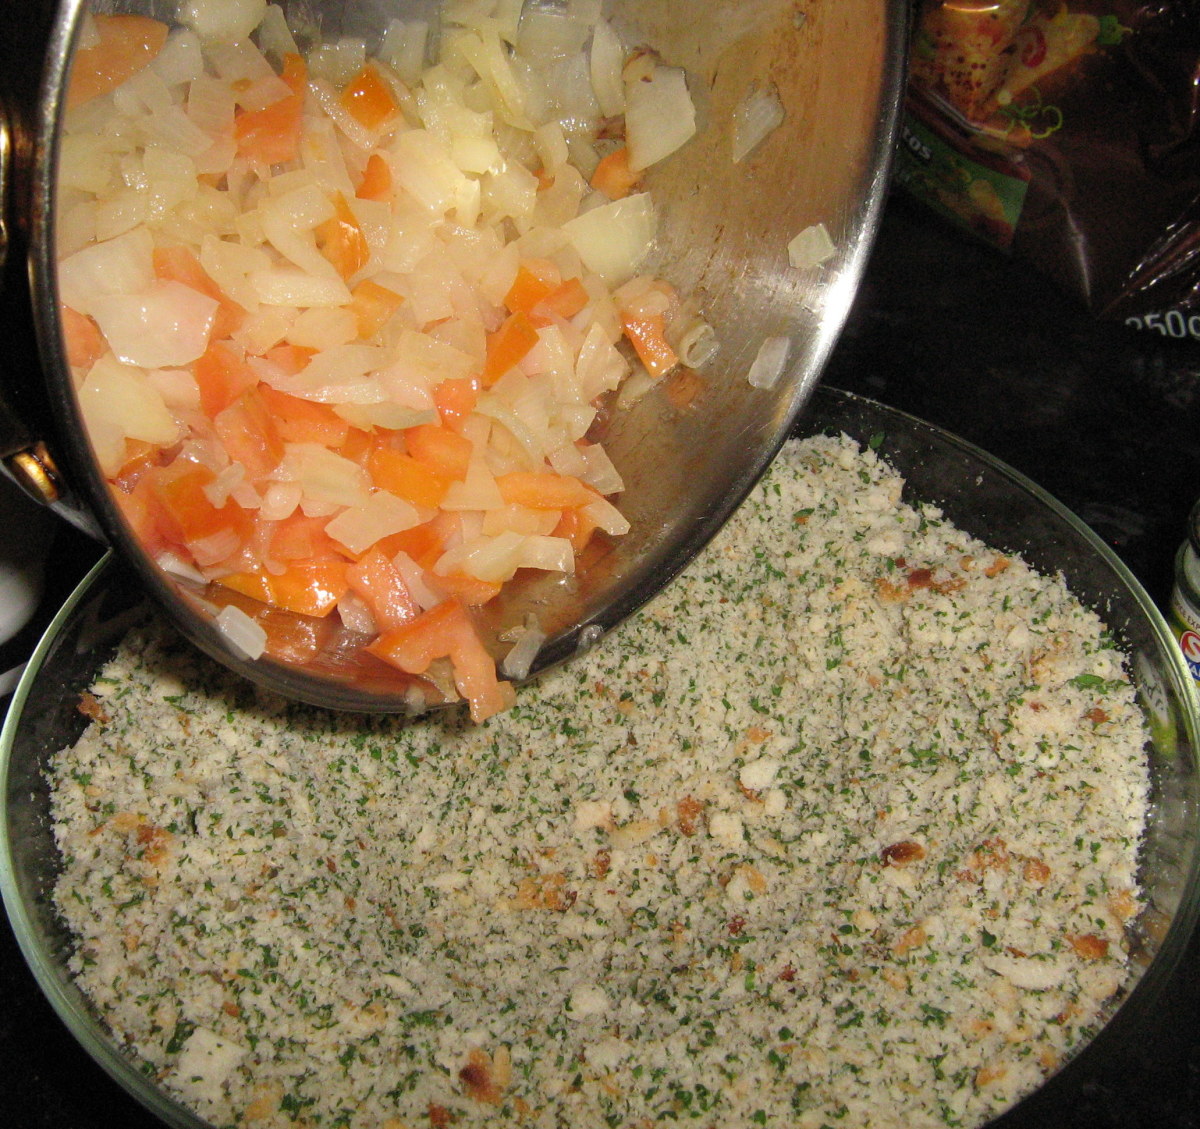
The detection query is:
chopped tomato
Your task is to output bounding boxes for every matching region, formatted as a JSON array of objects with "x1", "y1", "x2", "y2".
[
  {"x1": 67, "y1": 15, "x2": 168, "y2": 109},
  {"x1": 150, "y1": 462, "x2": 252, "y2": 567},
  {"x1": 376, "y1": 518, "x2": 449, "y2": 570},
  {"x1": 153, "y1": 246, "x2": 246, "y2": 340},
  {"x1": 214, "y1": 388, "x2": 285, "y2": 481},
  {"x1": 340, "y1": 64, "x2": 400, "y2": 132},
  {"x1": 221, "y1": 560, "x2": 349, "y2": 618},
  {"x1": 112, "y1": 475, "x2": 168, "y2": 559},
  {"x1": 553, "y1": 506, "x2": 600, "y2": 554},
  {"x1": 496, "y1": 471, "x2": 598, "y2": 510},
  {"x1": 257, "y1": 385, "x2": 351, "y2": 448},
  {"x1": 262, "y1": 343, "x2": 317, "y2": 374},
  {"x1": 347, "y1": 548, "x2": 421, "y2": 631},
  {"x1": 367, "y1": 599, "x2": 515, "y2": 722},
  {"x1": 349, "y1": 277, "x2": 404, "y2": 339},
  {"x1": 621, "y1": 311, "x2": 678, "y2": 379},
  {"x1": 432, "y1": 377, "x2": 479, "y2": 430},
  {"x1": 540, "y1": 277, "x2": 590, "y2": 320},
  {"x1": 317, "y1": 192, "x2": 371, "y2": 281},
  {"x1": 356, "y1": 152, "x2": 394, "y2": 201},
  {"x1": 369, "y1": 446, "x2": 452, "y2": 509},
  {"x1": 483, "y1": 311, "x2": 540, "y2": 387},
  {"x1": 405, "y1": 424, "x2": 473, "y2": 481},
  {"x1": 269, "y1": 511, "x2": 344, "y2": 563},
  {"x1": 194, "y1": 340, "x2": 258, "y2": 419},
  {"x1": 339, "y1": 426, "x2": 374, "y2": 466},
  {"x1": 504, "y1": 261, "x2": 557, "y2": 316},
  {"x1": 427, "y1": 572, "x2": 503, "y2": 607},
  {"x1": 590, "y1": 146, "x2": 640, "y2": 200},
  {"x1": 60, "y1": 305, "x2": 106, "y2": 370},
  {"x1": 234, "y1": 53, "x2": 306, "y2": 166}
]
